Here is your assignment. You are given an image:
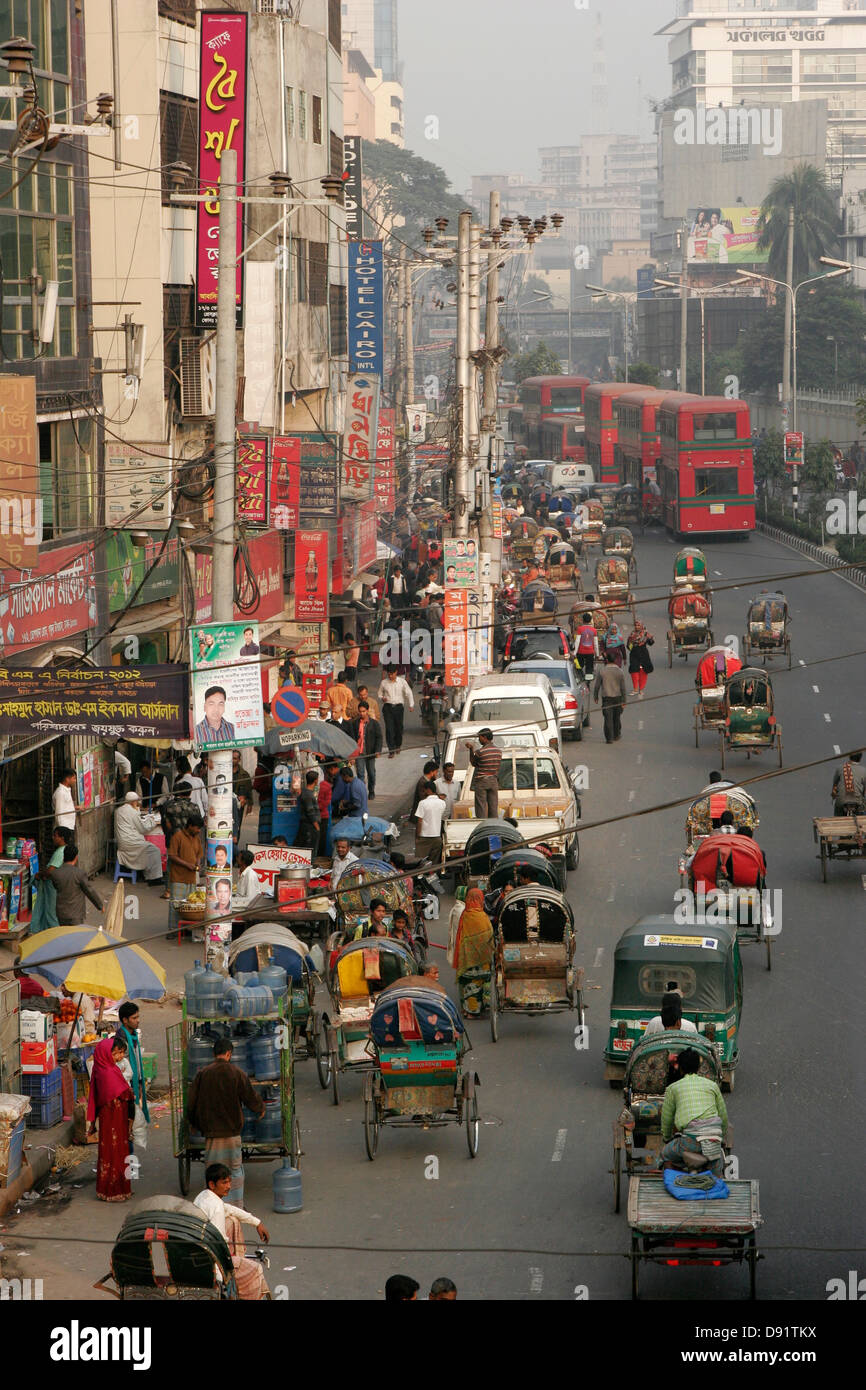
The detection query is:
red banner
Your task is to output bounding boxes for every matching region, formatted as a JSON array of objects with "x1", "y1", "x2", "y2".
[
  {"x1": 271, "y1": 436, "x2": 300, "y2": 530},
  {"x1": 358, "y1": 499, "x2": 377, "y2": 571},
  {"x1": 294, "y1": 530, "x2": 329, "y2": 622},
  {"x1": 443, "y1": 588, "x2": 469, "y2": 688},
  {"x1": 196, "y1": 12, "x2": 248, "y2": 328},
  {"x1": 237, "y1": 434, "x2": 269, "y2": 525},
  {"x1": 195, "y1": 530, "x2": 283, "y2": 624},
  {"x1": 0, "y1": 543, "x2": 95, "y2": 655},
  {"x1": 374, "y1": 407, "x2": 395, "y2": 509}
]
